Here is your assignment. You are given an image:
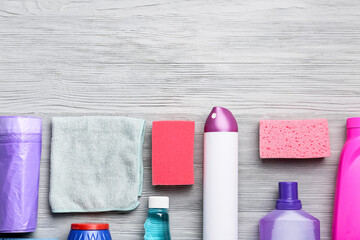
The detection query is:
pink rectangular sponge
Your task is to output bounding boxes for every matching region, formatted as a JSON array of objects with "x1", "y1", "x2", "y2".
[
  {"x1": 152, "y1": 121, "x2": 195, "y2": 185},
  {"x1": 259, "y1": 119, "x2": 331, "y2": 158}
]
